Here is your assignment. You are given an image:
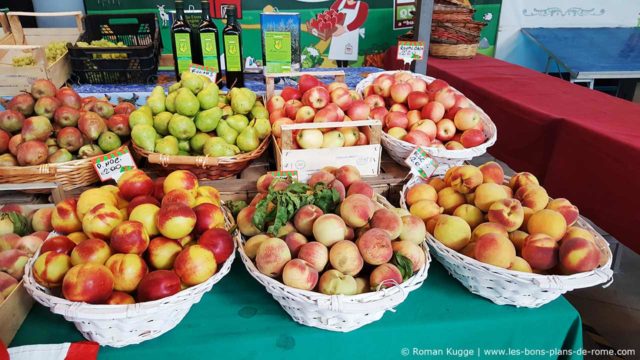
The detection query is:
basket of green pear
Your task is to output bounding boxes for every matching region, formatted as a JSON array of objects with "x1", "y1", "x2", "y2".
[
  {"x1": 235, "y1": 167, "x2": 431, "y2": 331},
  {"x1": 130, "y1": 73, "x2": 271, "y2": 180}
]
